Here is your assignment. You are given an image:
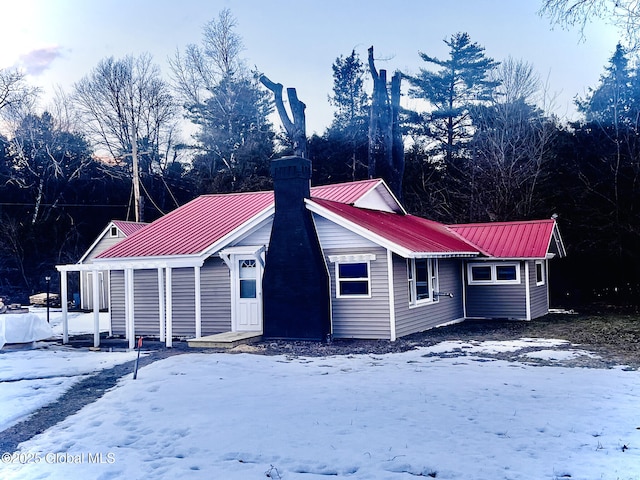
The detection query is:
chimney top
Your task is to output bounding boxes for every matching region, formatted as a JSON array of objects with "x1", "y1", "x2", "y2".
[{"x1": 270, "y1": 156, "x2": 311, "y2": 181}]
